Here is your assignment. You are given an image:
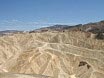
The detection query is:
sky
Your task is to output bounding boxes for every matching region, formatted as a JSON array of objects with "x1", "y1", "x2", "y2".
[{"x1": 0, "y1": 0, "x2": 104, "y2": 31}]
